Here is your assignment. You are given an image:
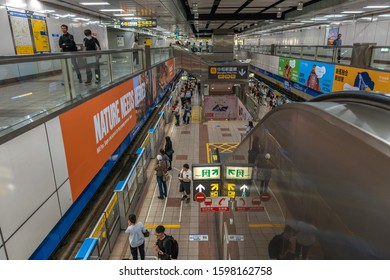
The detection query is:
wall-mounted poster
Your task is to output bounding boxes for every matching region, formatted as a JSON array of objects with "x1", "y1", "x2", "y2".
[
  {"x1": 332, "y1": 65, "x2": 390, "y2": 93},
  {"x1": 8, "y1": 10, "x2": 34, "y2": 54},
  {"x1": 278, "y1": 57, "x2": 300, "y2": 82},
  {"x1": 327, "y1": 27, "x2": 339, "y2": 46},
  {"x1": 298, "y1": 60, "x2": 335, "y2": 93},
  {"x1": 30, "y1": 15, "x2": 50, "y2": 52},
  {"x1": 204, "y1": 95, "x2": 238, "y2": 119},
  {"x1": 117, "y1": 35, "x2": 124, "y2": 47}
]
